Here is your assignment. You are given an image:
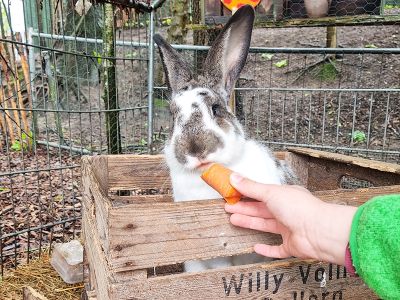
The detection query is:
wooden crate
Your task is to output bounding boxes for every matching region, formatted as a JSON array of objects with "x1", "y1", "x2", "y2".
[{"x1": 81, "y1": 147, "x2": 400, "y2": 299}]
